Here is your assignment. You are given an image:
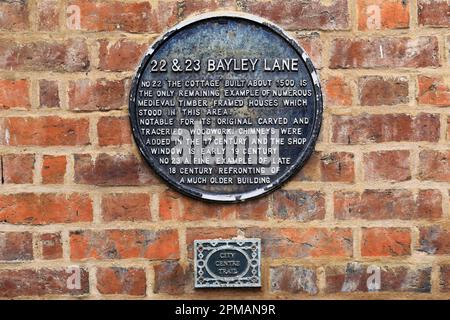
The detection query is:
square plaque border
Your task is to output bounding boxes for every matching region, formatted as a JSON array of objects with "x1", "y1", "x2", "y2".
[{"x1": 194, "y1": 238, "x2": 261, "y2": 288}]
